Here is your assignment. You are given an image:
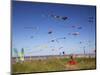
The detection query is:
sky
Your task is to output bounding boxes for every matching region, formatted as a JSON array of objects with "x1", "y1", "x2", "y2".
[{"x1": 12, "y1": 1, "x2": 96, "y2": 57}]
